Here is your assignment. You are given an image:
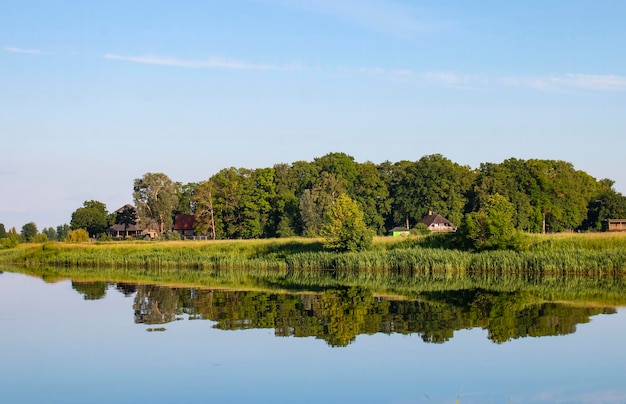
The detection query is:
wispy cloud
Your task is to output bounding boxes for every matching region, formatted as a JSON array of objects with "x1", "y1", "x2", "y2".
[
  {"x1": 4, "y1": 46, "x2": 44, "y2": 55},
  {"x1": 501, "y1": 74, "x2": 626, "y2": 92},
  {"x1": 103, "y1": 53, "x2": 297, "y2": 71},
  {"x1": 343, "y1": 67, "x2": 488, "y2": 89},
  {"x1": 262, "y1": 0, "x2": 434, "y2": 39},
  {"x1": 348, "y1": 66, "x2": 626, "y2": 92}
]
